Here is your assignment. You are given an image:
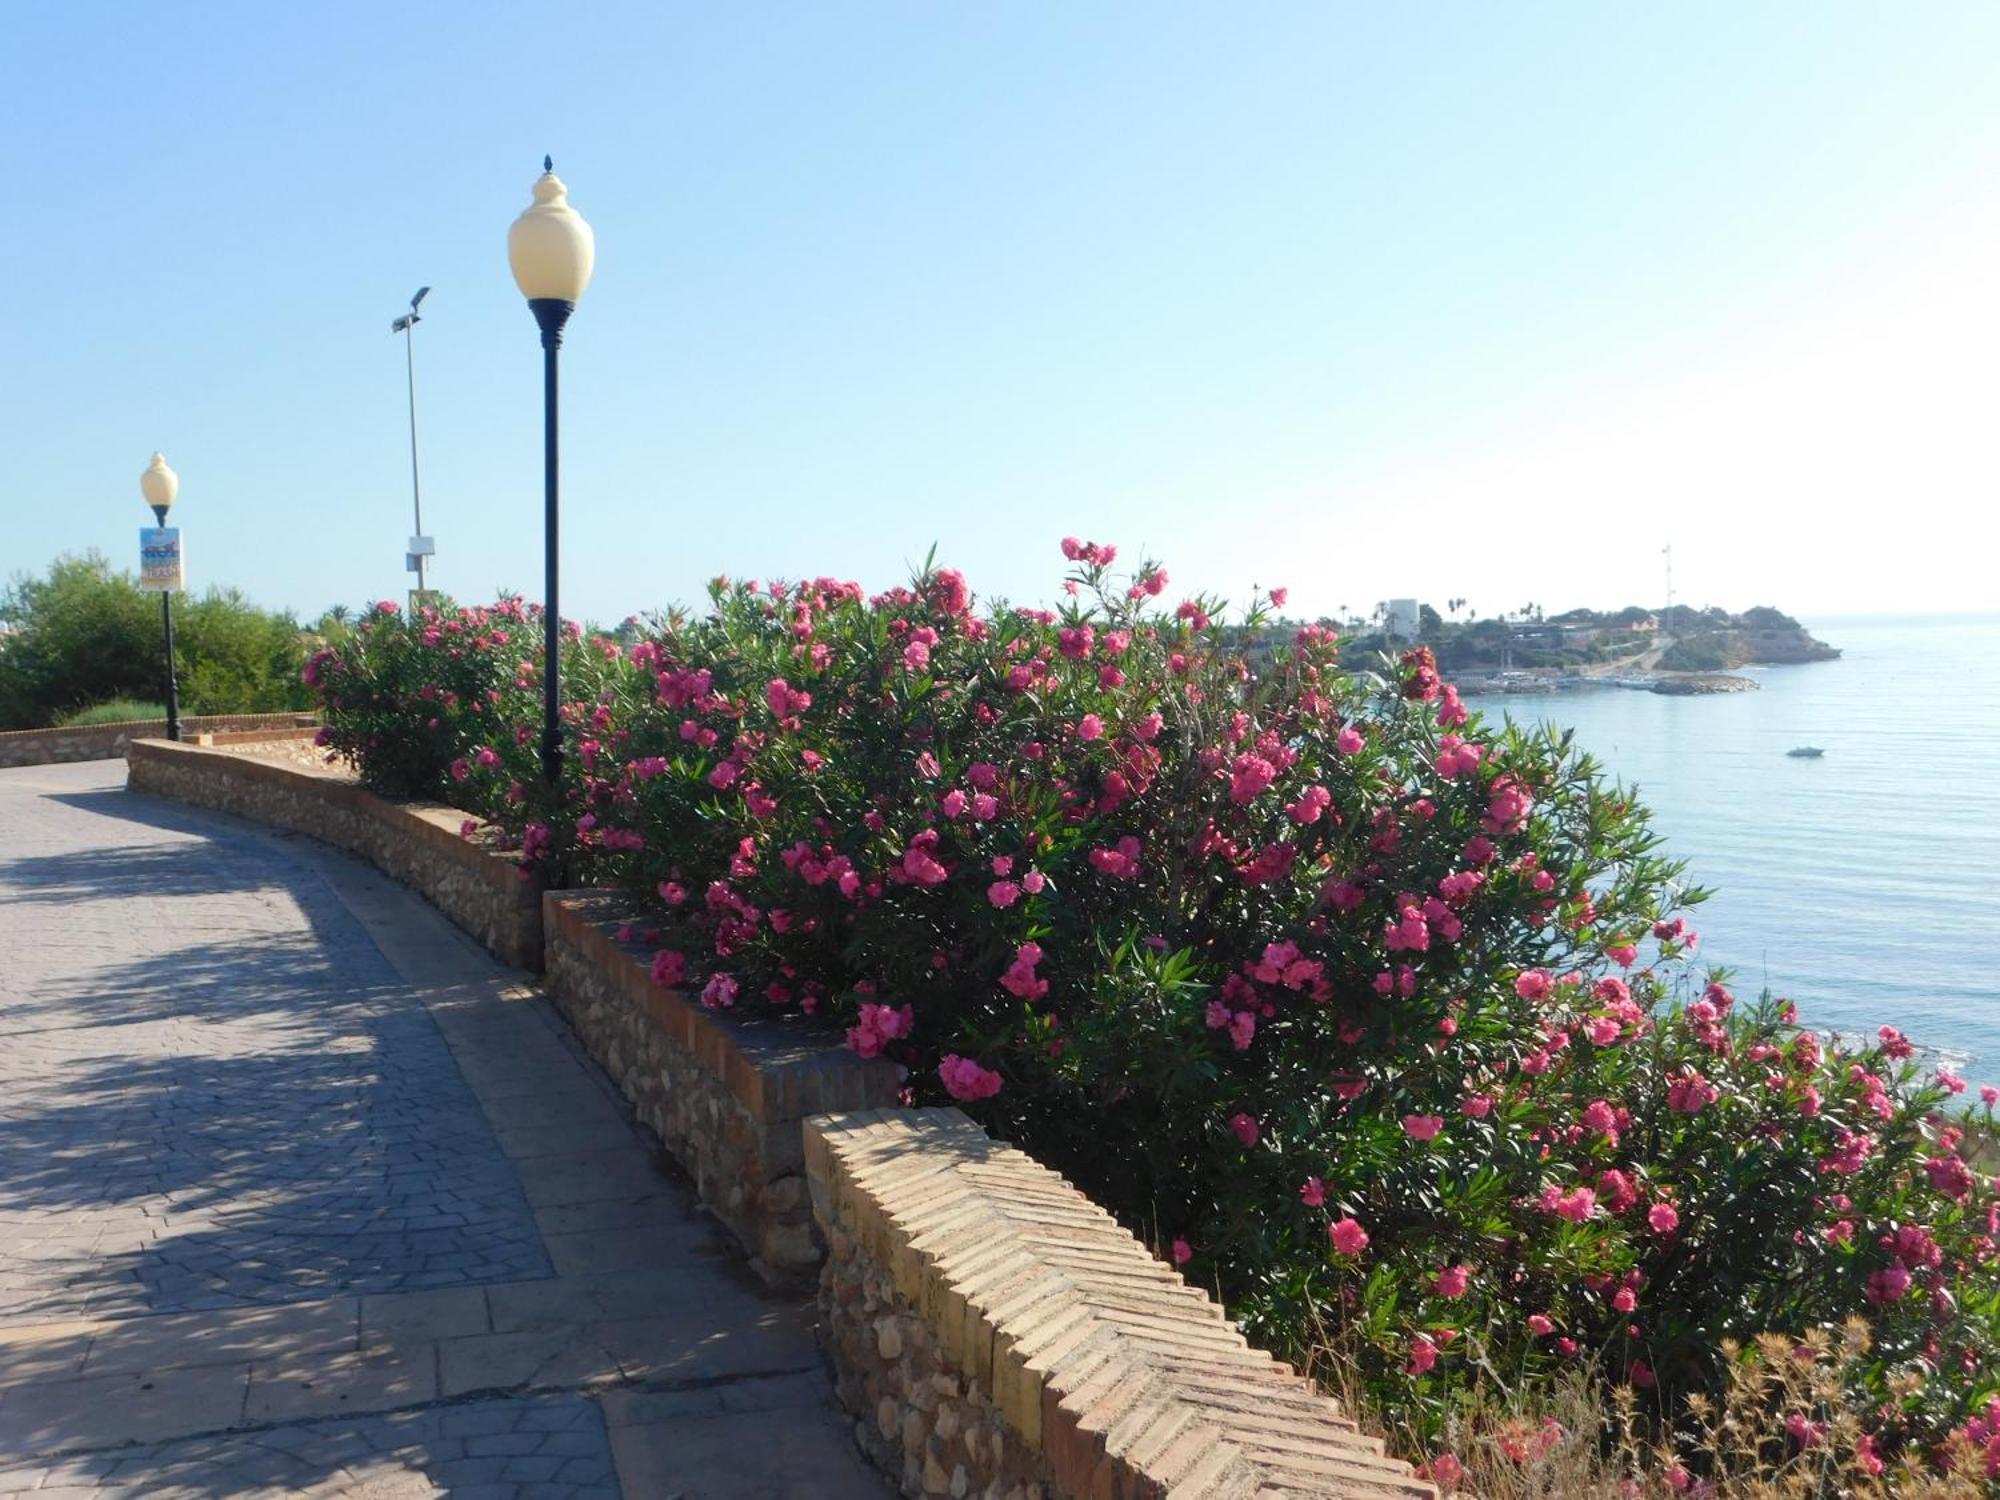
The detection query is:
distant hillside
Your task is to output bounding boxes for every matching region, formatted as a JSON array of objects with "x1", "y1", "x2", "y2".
[
  {"x1": 1260, "y1": 604, "x2": 1839, "y2": 675},
  {"x1": 1655, "y1": 606, "x2": 1840, "y2": 670}
]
